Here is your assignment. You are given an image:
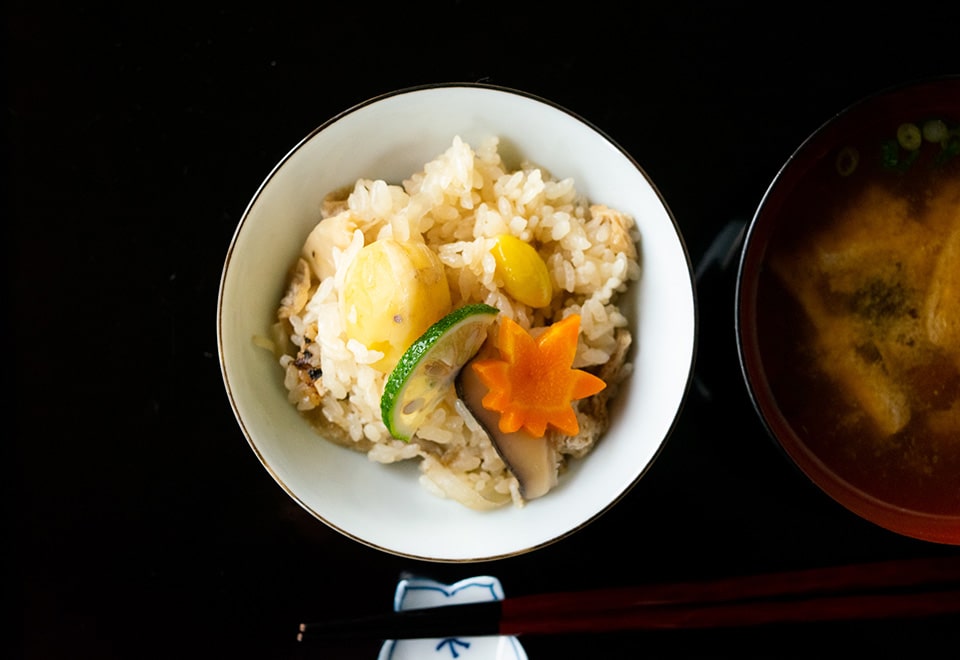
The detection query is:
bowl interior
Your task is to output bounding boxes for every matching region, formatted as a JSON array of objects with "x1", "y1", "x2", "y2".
[
  {"x1": 737, "y1": 77, "x2": 960, "y2": 545},
  {"x1": 218, "y1": 84, "x2": 697, "y2": 561}
]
